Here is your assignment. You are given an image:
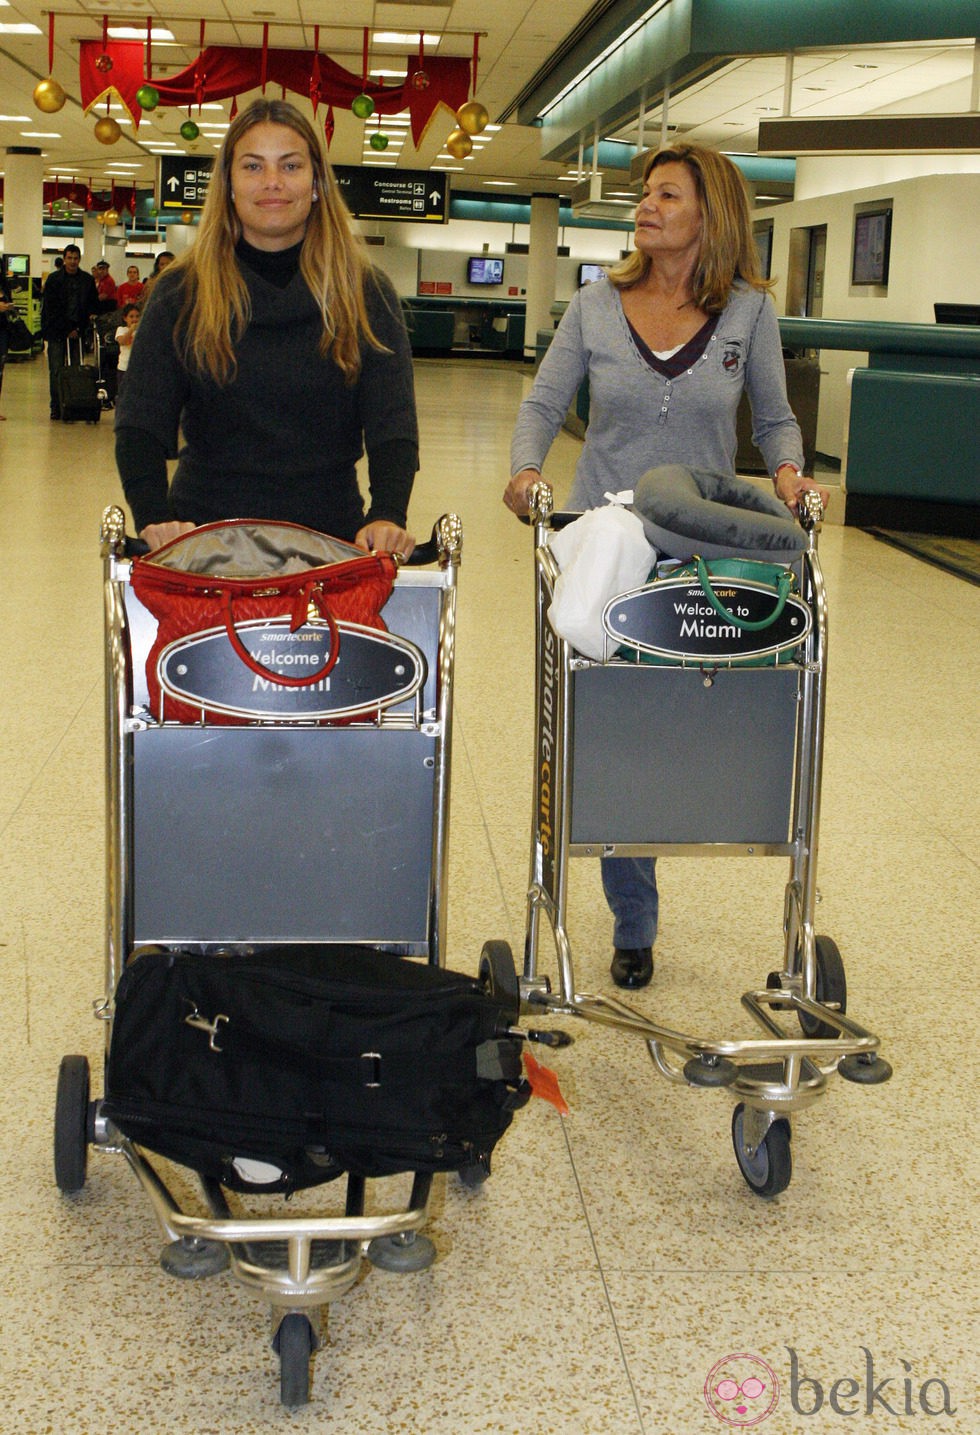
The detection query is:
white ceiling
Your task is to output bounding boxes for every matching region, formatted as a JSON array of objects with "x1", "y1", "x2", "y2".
[{"x1": 0, "y1": 0, "x2": 975, "y2": 204}]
